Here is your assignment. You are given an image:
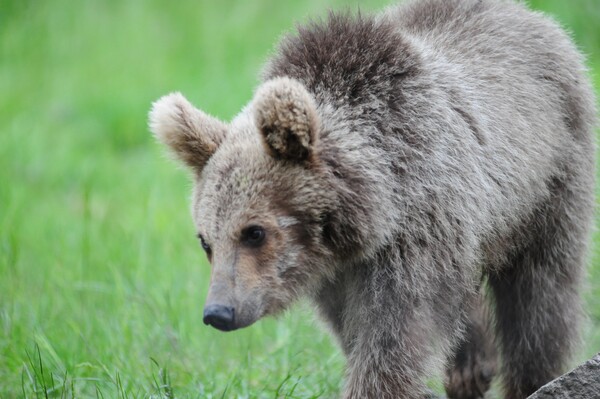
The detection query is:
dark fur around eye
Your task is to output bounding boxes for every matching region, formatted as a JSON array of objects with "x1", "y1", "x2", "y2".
[
  {"x1": 197, "y1": 233, "x2": 212, "y2": 253},
  {"x1": 241, "y1": 225, "x2": 266, "y2": 247}
]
